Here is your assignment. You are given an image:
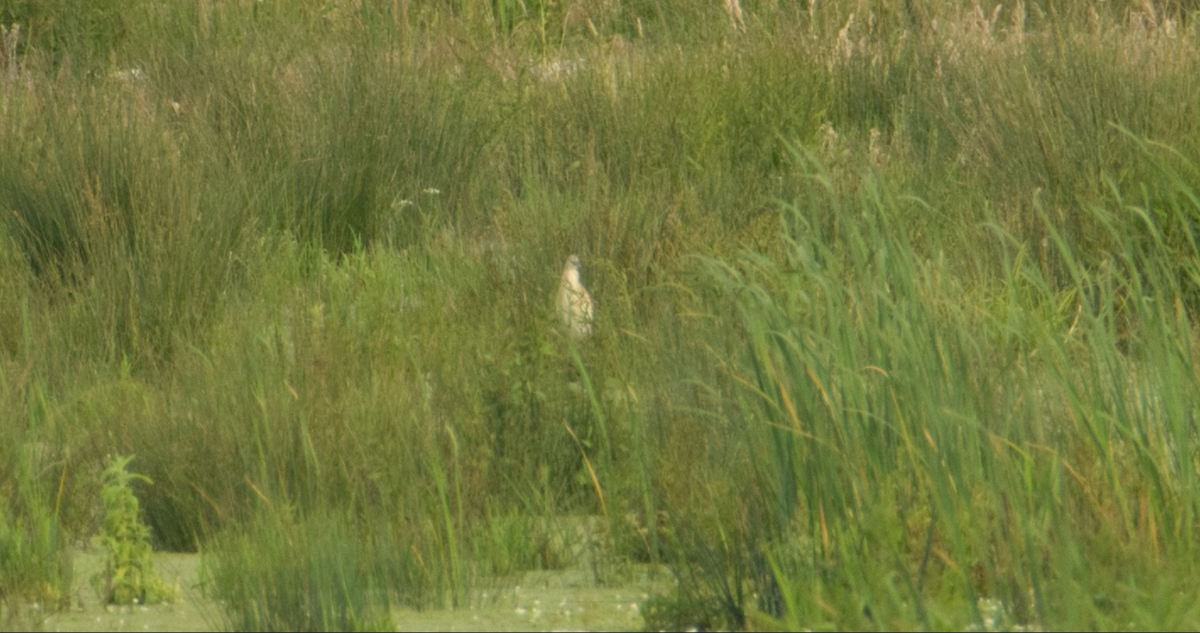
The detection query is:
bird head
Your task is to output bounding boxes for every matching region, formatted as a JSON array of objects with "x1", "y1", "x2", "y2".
[{"x1": 564, "y1": 254, "x2": 582, "y2": 280}]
